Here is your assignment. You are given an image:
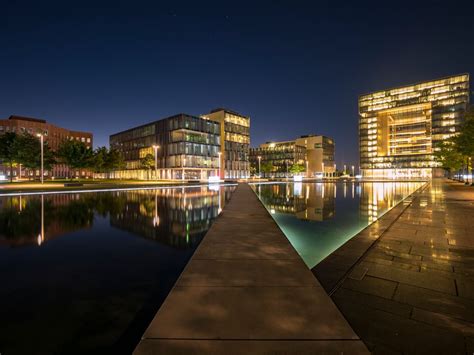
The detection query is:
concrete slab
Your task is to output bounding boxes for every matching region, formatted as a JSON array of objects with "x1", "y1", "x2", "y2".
[{"x1": 134, "y1": 183, "x2": 367, "y2": 354}]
